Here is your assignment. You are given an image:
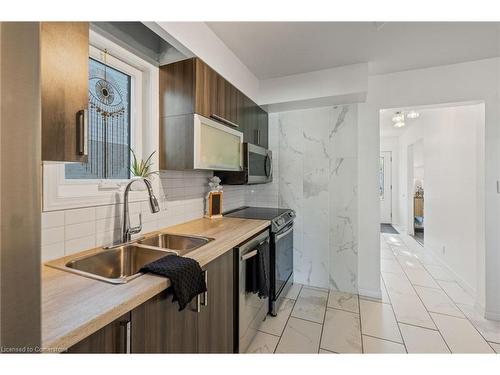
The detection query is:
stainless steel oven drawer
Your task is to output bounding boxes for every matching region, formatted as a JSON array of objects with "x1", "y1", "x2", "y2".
[{"x1": 236, "y1": 230, "x2": 270, "y2": 353}]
